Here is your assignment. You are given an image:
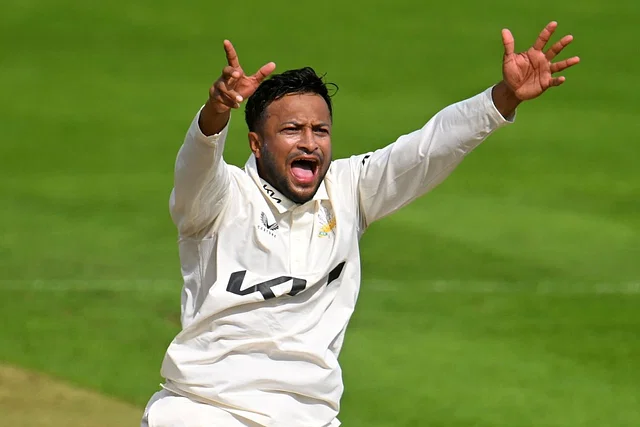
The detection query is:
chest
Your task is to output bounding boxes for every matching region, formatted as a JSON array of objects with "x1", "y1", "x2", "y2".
[{"x1": 218, "y1": 193, "x2": 356, "y2": 278}]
